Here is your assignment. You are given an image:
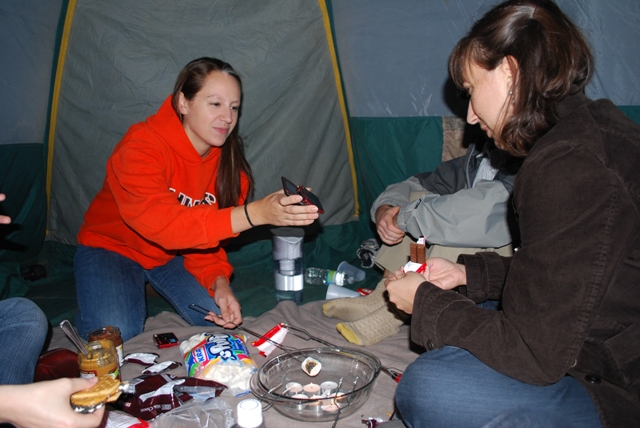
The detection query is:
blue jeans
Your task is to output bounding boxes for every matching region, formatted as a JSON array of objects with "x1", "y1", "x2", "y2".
[
  {"x1": 0, "y1": 298, "x2": 48, "y2": 384},
  {"x1": 74, "y1": 245, "x2": 224, "y2": 342},
  {"x1": 396, "y1": 346, "x2": 602, "y2": 428}
]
